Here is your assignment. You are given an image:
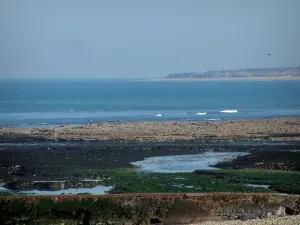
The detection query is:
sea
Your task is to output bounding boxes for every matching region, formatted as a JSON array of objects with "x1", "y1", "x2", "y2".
[{"x1": 0, "y1": 79, "x2": 300, "y2": 127}]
